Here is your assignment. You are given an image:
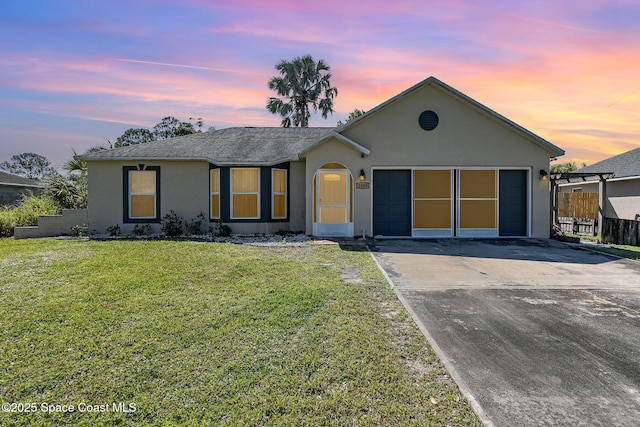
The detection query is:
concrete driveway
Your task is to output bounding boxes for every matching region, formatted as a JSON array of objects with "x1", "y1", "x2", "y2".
[{"x1": 370, "y1": 239, "x2": 640, "y2": 427}]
